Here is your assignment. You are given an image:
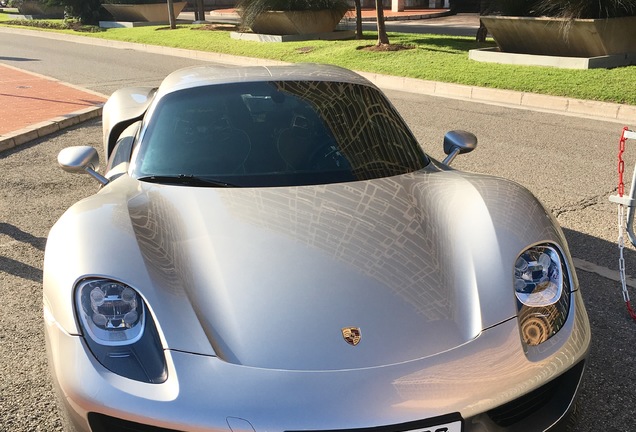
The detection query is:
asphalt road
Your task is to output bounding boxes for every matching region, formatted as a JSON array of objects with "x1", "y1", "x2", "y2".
[{"x1": 1, "y1": 29, "x2": 636, "y2": 431}]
